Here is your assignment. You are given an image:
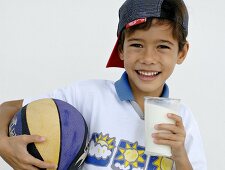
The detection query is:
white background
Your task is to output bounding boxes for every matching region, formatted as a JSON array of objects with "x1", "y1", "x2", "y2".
[{"x1": 0, "y1": 0, "x2": 224, "y2": 169}]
